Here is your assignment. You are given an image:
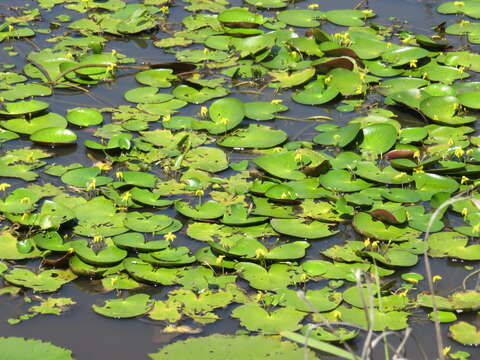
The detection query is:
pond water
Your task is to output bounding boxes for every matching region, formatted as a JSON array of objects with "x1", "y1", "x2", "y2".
[{"x1": 1, "y1": 0, "x2": 480, "y2": 359}]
